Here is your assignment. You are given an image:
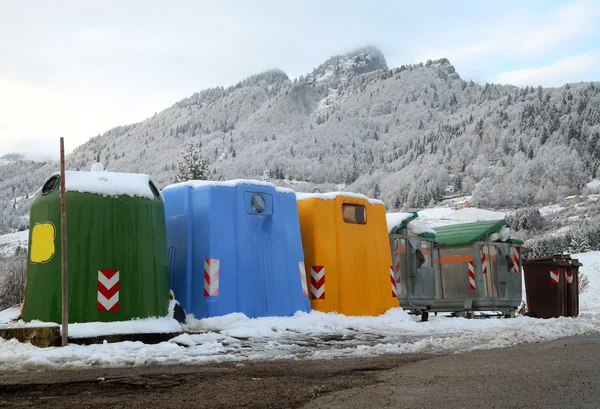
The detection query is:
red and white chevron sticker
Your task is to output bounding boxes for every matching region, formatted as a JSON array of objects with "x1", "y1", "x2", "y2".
[
  {"x1": 550, "y1": 269, "x2": 559, "y2": 284},
  {"x1": 310, "y1": 266, "x2": 325, "y2": 300},
  {"x1": 565, "y1": 270, "x2": 574, "y2": 284},
  {"x1": 299, "y1": 262, "x2": 308, "y2": 296},
  {"x1": 98, "y1": 269, "x2": 119, "y2": 311},
  {"x1": 480, "y1": 246, "x2": 488, "y2": 274},
  {"x1": 204, "y1": 258, "x2": 220, "y2": 296},
  {"x1": 468, "y1": 261, "x2": 476, "y2": 290},
  {"x1": 511, "y1": 247, "x2": 521, "y2": 274},
  {"x1": 390, "y1": 266, "x2": 398, "y2": 298}
]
